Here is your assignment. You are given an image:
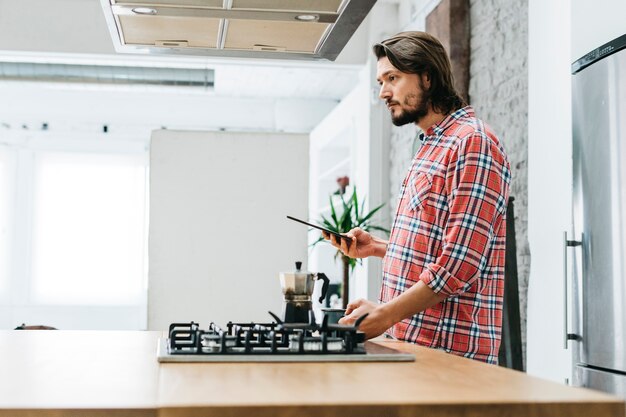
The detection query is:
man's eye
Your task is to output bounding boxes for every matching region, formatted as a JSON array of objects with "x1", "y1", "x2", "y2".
[{"x1": 389, "y1": 75, "x2": 396, "y2": 81}]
